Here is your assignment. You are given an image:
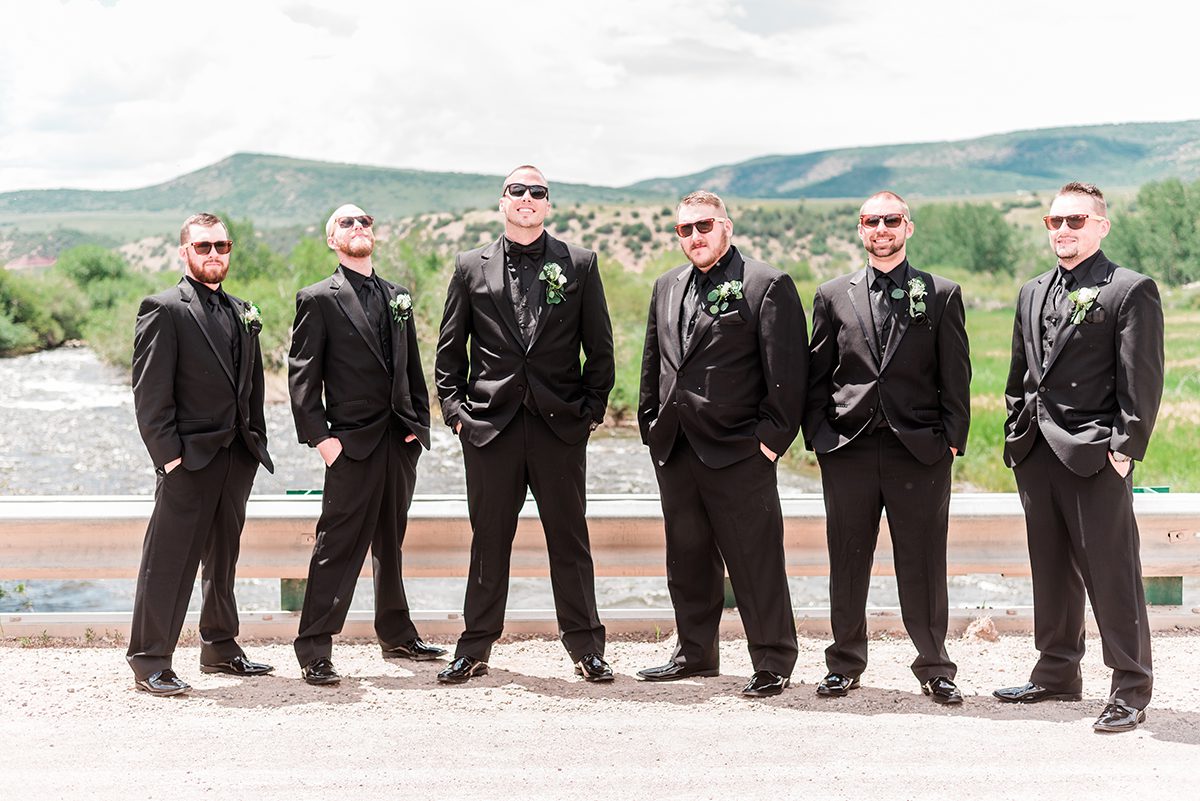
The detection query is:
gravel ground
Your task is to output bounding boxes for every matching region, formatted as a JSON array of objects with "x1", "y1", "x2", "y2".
[{"x1": 2, "y1": 632, "x2": 1198, "y2": 799}]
